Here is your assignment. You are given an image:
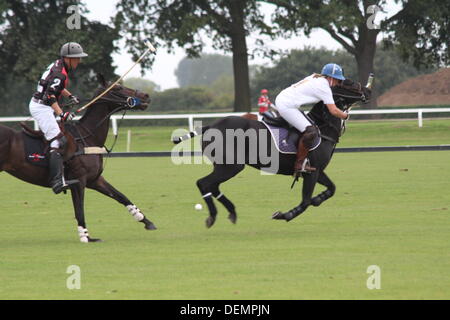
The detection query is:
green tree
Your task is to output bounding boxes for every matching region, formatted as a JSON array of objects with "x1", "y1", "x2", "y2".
[
  {"x1": 175, "y1": 54, "x2": 233, "y2": 88},
  {"x1": 251, "y1": 47, "x2": 356, "y2": 102},
  {"x1": 383, "y1": 0, "x2": 449, "y2": 69},
  {"x1": 270, "y1": 0, "x2": 449, "y2": 106},
  {"x1": 151, "y1": 86, "x2": 214, "y2": 111},
  {"x1": 252, "y1": 46, "x2": 435, "y2": 108},
  {"x1": 115, "y1": 0, "x2": 275, "y2": 112},
  {"x1": 0, "y1": 0, "x2": 119, "y2": 115},
  {"x1": 209, "y1": 74, "x2": 234, "y2": 109}
]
